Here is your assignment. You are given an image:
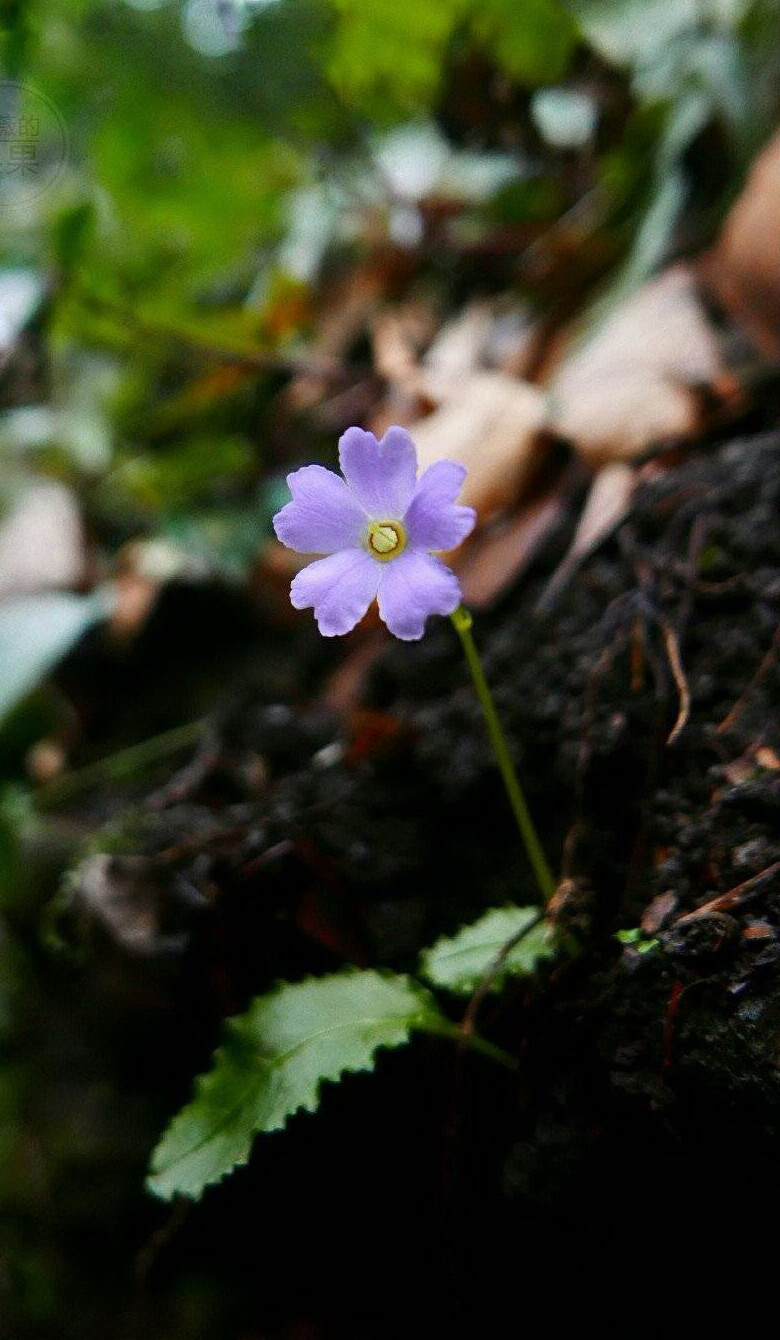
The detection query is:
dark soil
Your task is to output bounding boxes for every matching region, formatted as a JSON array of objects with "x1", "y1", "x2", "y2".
[{"x1": 9, "y1": 430, "x2": 780, "y2": 1338}]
